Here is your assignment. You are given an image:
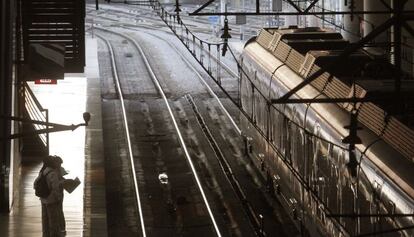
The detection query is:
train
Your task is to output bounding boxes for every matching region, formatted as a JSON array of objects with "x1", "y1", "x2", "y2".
[{"x1": 239, "y1": 27, "x2": 414, "y2": 236}]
